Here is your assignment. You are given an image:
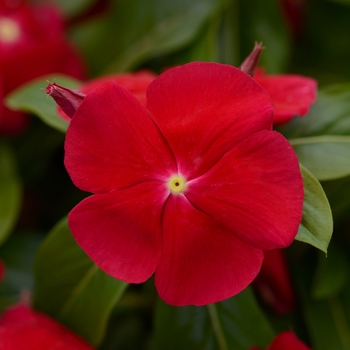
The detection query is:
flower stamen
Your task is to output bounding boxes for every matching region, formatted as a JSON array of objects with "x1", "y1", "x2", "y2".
[
  {"x1": 0, "y1": 18, "x2": 21, "y2": 43},
  {"x1": 167, "y1": 174, "x2": 187, "y2": 194}
]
